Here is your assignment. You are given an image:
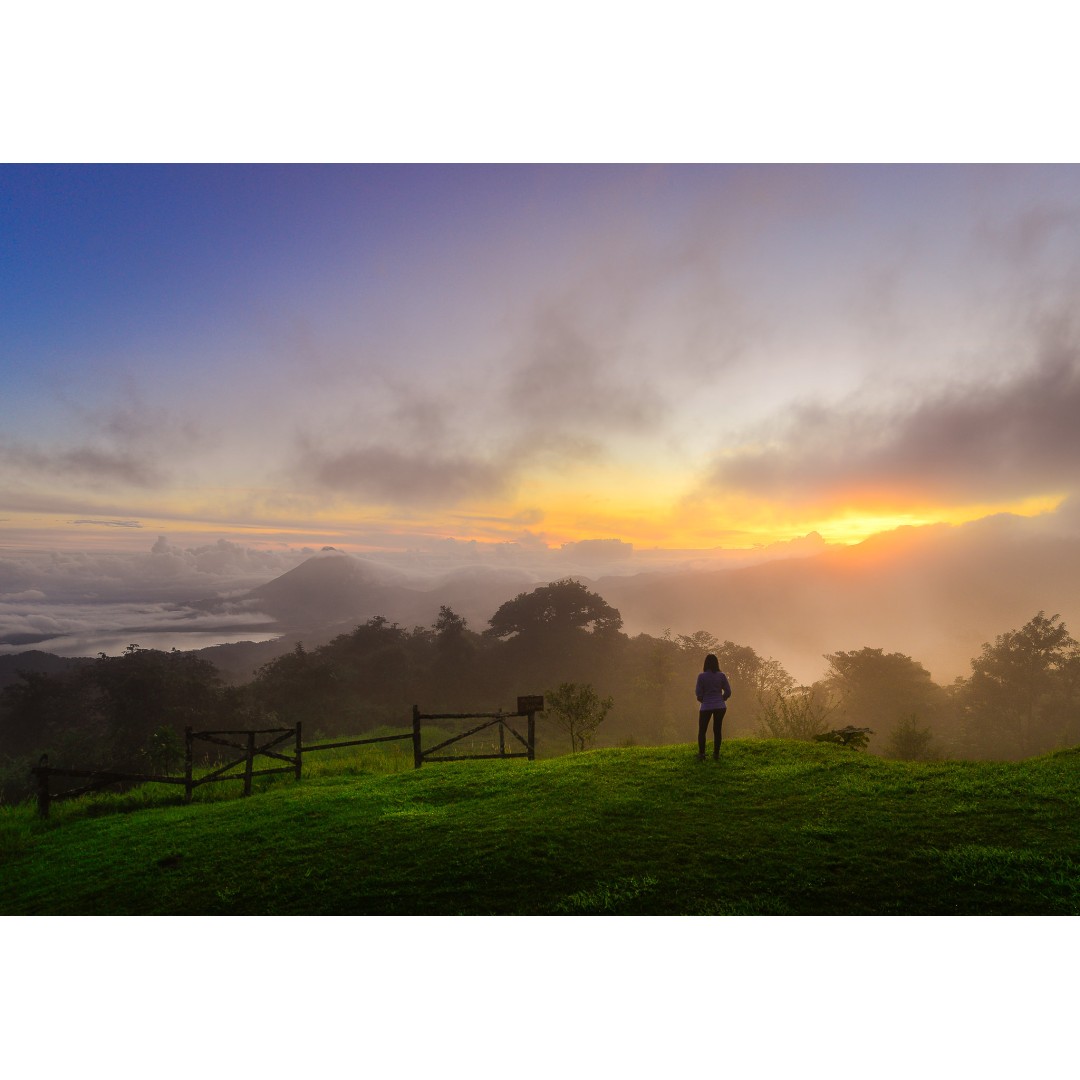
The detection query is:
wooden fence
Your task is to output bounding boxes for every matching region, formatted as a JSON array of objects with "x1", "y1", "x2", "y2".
[
  {"x1": 29, "y1": 695, "x2": 543, "y2": 817},
  {"x1": 412, "y1": 695, "x2": 543, "y2": 766}
]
